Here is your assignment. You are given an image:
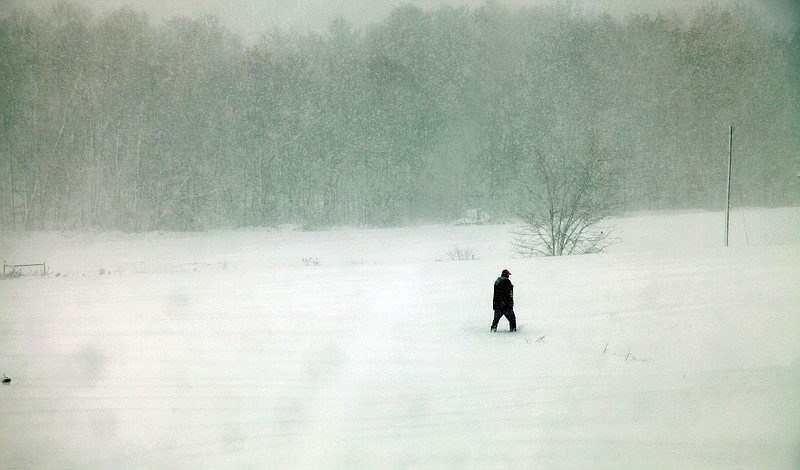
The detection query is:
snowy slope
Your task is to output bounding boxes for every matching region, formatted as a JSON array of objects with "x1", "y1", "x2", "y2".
[{"x1": 1, "y1": 208, "x2": 799, "y2": 469}]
